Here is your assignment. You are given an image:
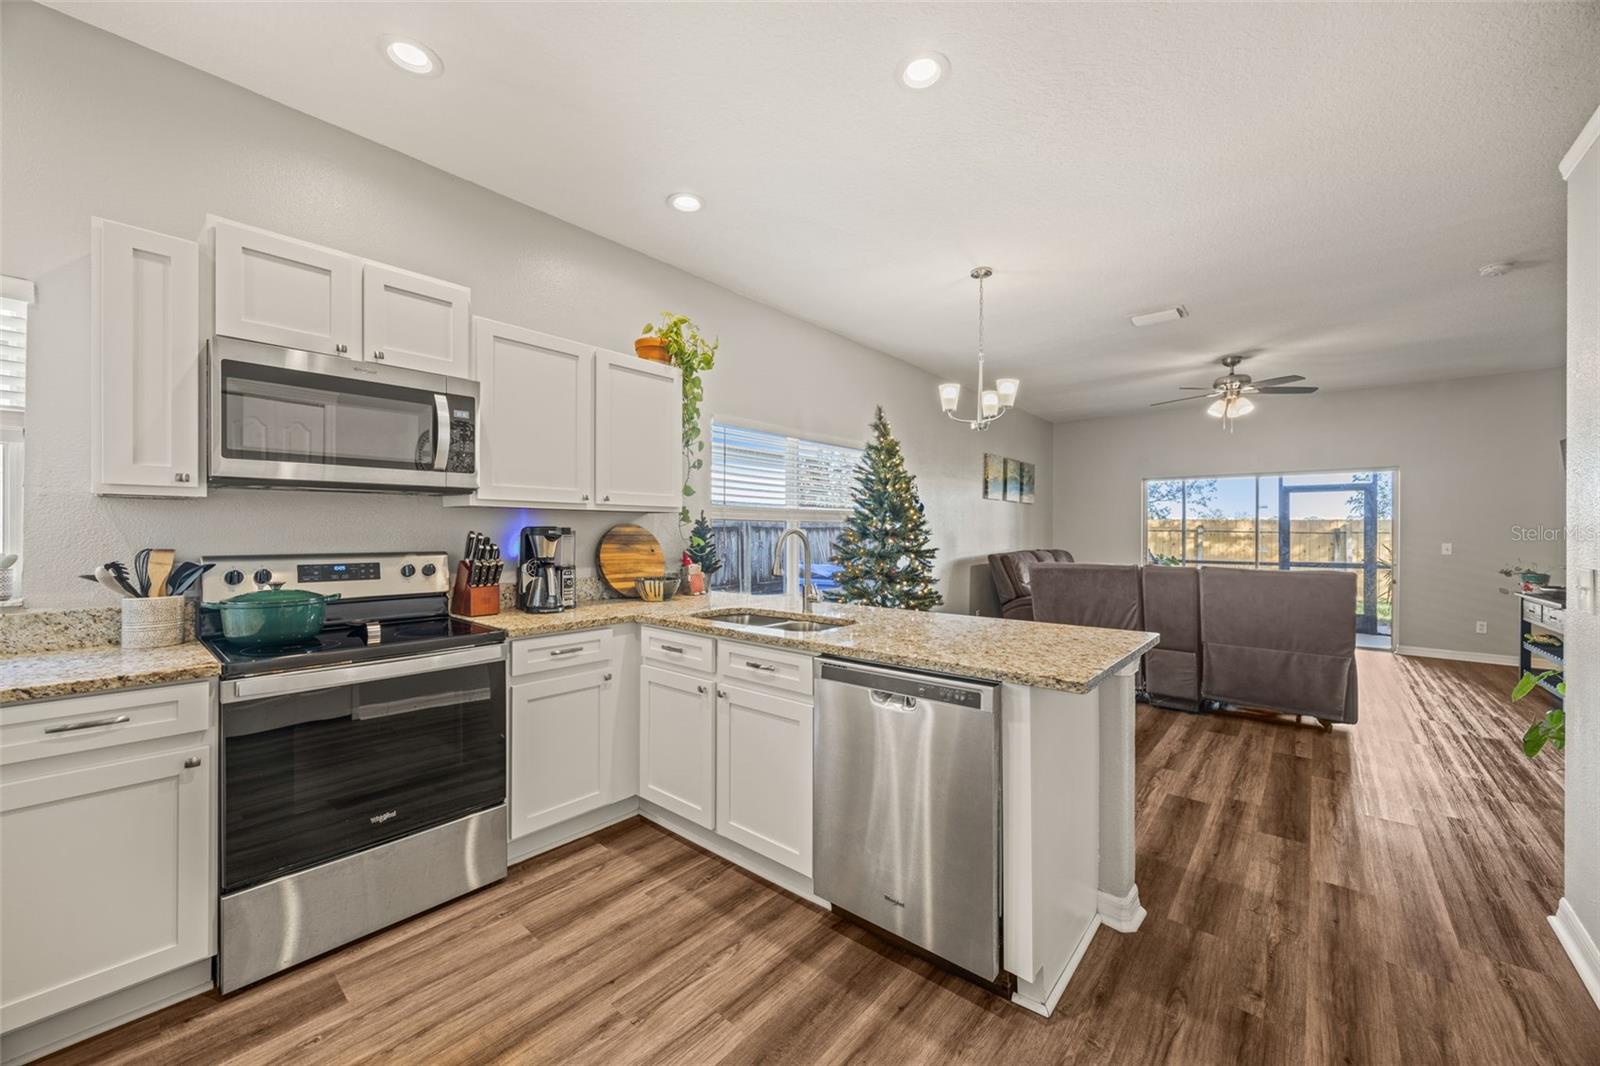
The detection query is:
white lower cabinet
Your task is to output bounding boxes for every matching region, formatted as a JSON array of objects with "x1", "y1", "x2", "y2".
[
  {"x1": 0, "y1": 684, "x2": 214, "y2": 1034},
  {"x1": 716, "y1": 681, "x2": 814, "y2": 876},
  {"x1": 638, "y1": 664, "x2": 717, "y2": 829},
  {"x1": 509, "y1": 665, "x2": 633, "y2": 837}
]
